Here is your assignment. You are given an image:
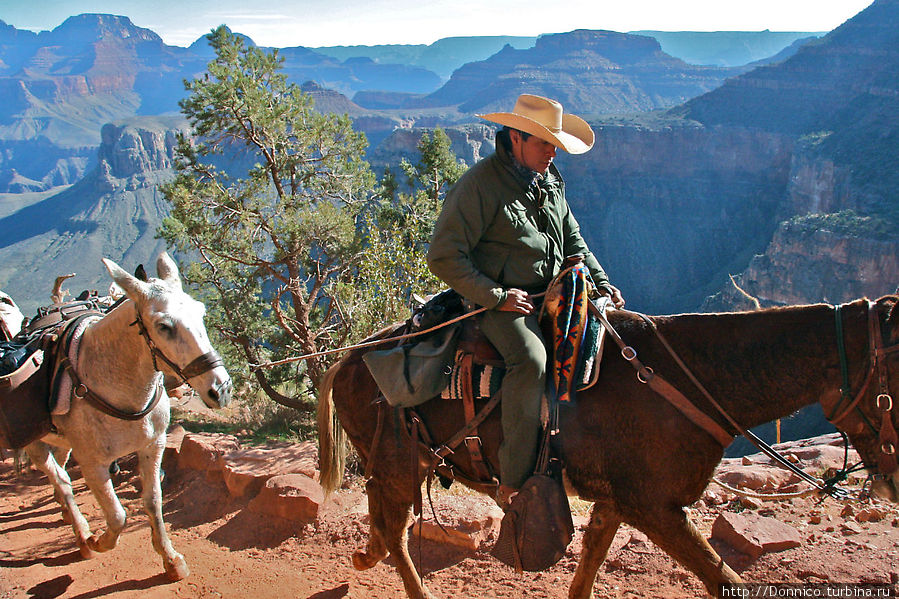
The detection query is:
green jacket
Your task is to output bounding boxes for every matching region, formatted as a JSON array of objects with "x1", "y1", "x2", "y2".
[{"x1": 427, "y1": 131, "x2": 610, "y2": 309}]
